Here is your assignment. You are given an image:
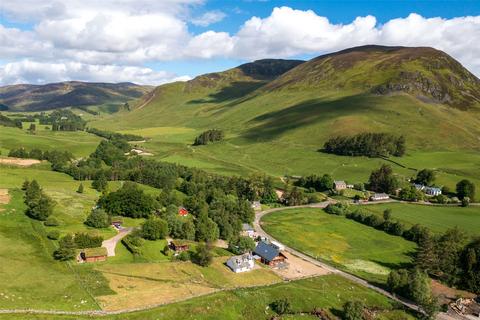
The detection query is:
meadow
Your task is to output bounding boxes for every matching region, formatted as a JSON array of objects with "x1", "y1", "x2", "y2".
[
  {"x1": 261, "y1": 208, "x2": 417, "y2": 284},
  {"x1": 0, "y1": 275, "x2": 415, "y2": 320},
  {"x1": 361, "y1": 203, "x2": 480, "y2": 236}
]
